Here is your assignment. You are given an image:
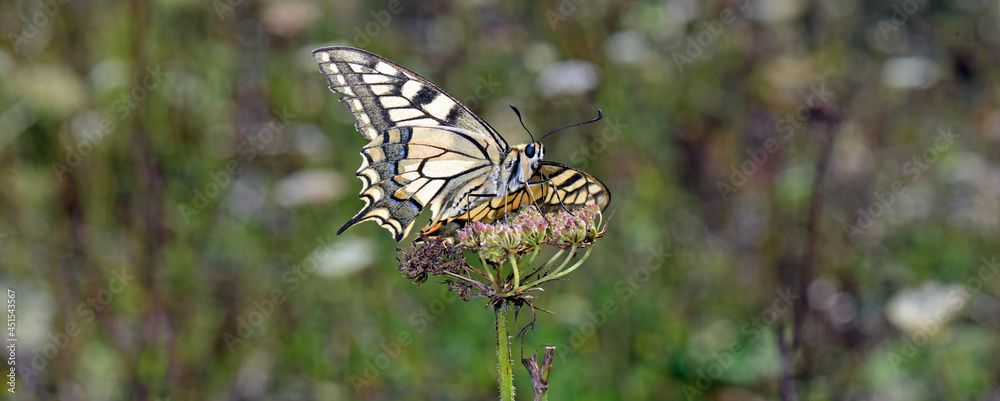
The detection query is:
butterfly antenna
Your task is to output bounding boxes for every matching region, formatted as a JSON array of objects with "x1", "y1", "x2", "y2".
[
  {"x1": 539, "y1": 109, "x2": 603, "y2": 142},
  {"x1": 510, "y1": 104, "x2": 535, "y2": 142}
]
